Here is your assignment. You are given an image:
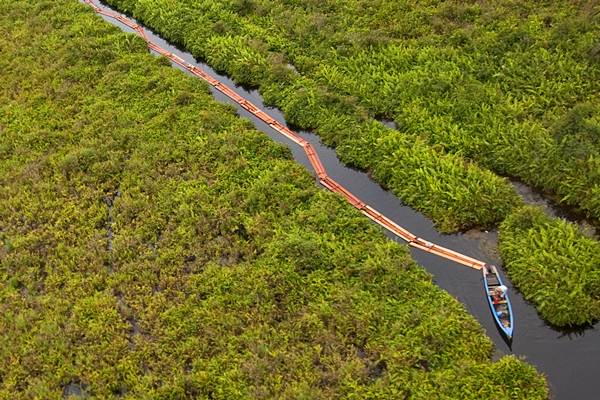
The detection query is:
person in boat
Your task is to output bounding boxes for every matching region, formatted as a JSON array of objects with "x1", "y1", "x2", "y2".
[
  {"x1": 497, "y1": 285, "x2": 508, "y2": 297},
  {"x1": 492, "y1": 284, "x2": 508, "y2": 304},
  {"x1": 492, "y1": 288, "x2": 503, "y2": 303},
  {"x1": 496, "y1": 303, "x2": 510, "y2": 319}
]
